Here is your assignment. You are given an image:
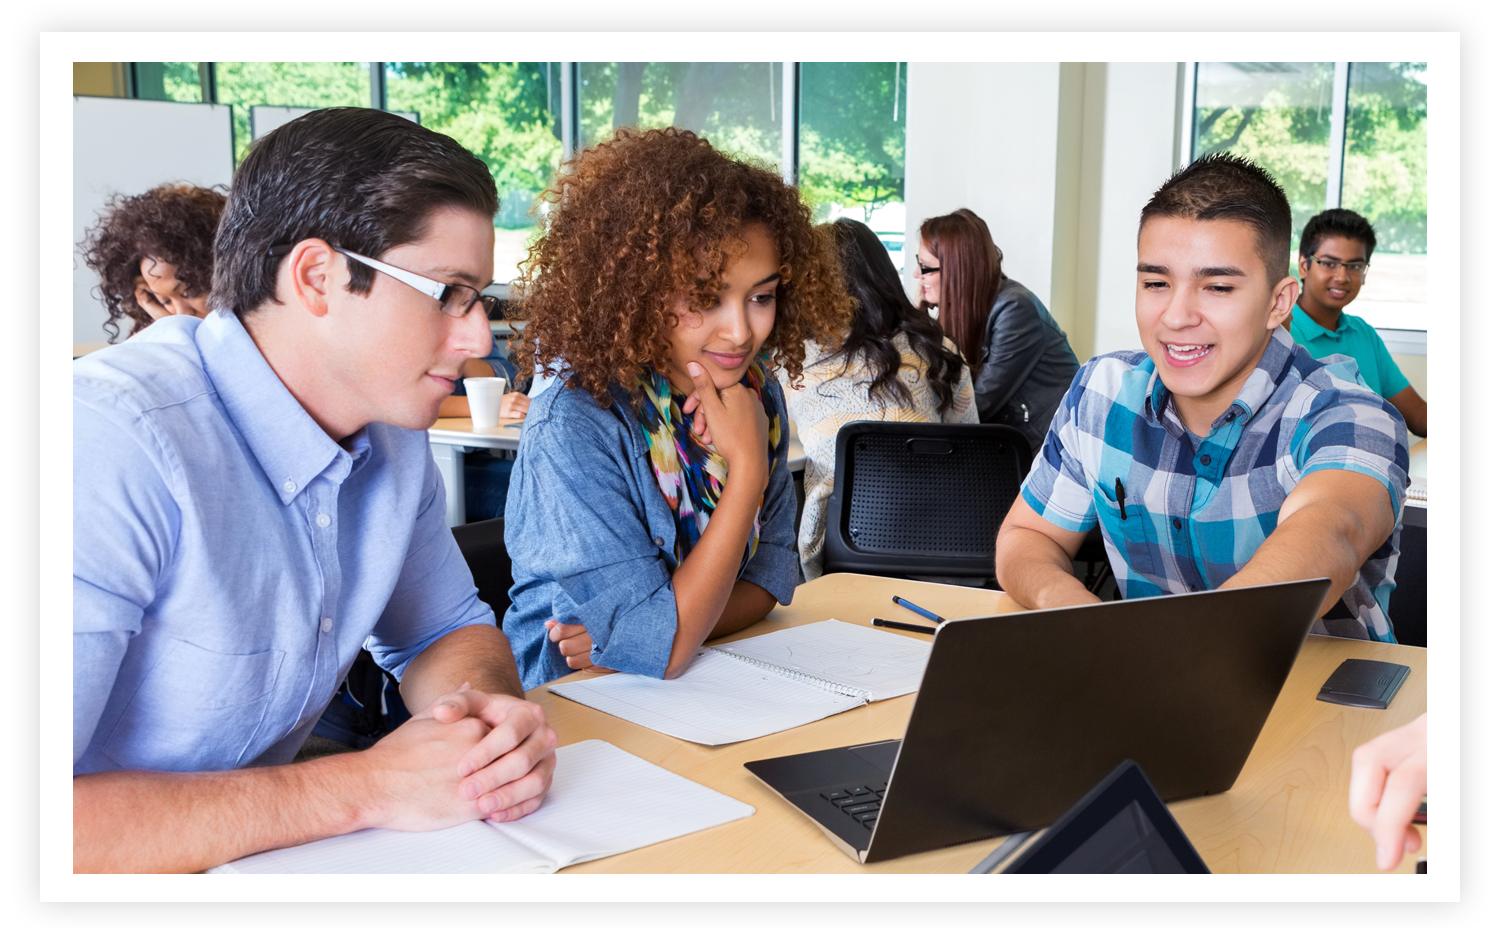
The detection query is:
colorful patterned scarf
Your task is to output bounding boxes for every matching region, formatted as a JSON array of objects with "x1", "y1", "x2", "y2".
[{"x1": 634, "y1": 358, "x2": 782, "y2": 568}]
